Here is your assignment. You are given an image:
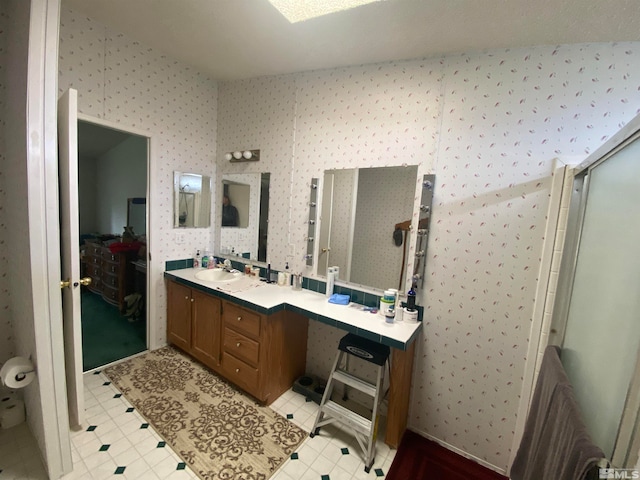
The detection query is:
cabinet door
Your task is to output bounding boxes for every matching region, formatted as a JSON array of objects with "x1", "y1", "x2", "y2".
[
  {"x1": 167, "y1": 281, "x2": 192, "y2": 351},
  {"x1": 191, "y1": 290, "x2": 222, "y2": 368}
]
